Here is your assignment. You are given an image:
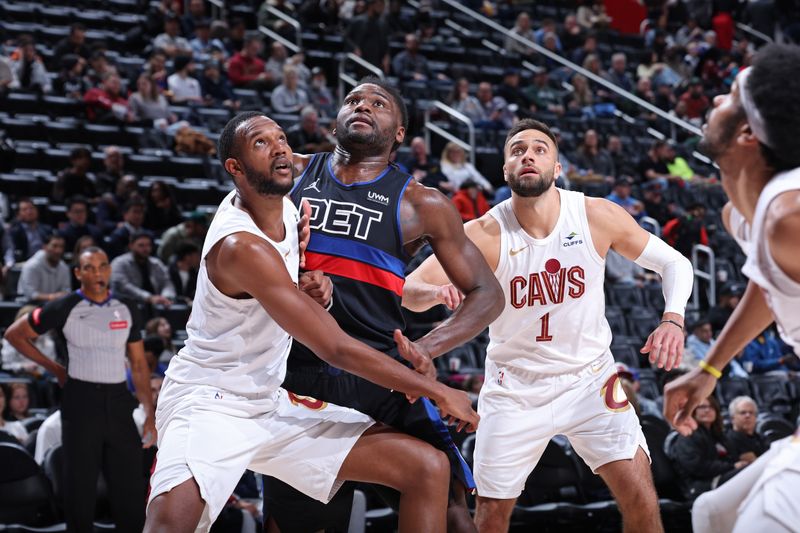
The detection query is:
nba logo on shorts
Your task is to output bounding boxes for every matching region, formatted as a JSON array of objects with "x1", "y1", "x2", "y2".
[{"x1": 497, "y1": 369, "x2": 505, "y2": 386}]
